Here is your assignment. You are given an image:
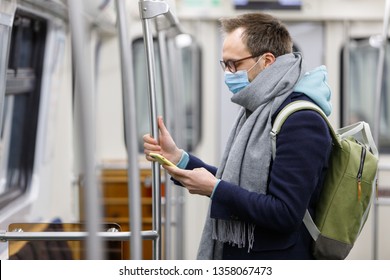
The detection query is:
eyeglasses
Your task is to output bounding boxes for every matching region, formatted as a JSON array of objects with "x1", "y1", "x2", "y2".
[{"x1": 219, "y1": 55, "x2": 258, "y2": 73}]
